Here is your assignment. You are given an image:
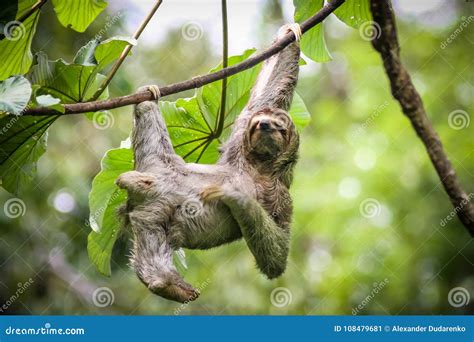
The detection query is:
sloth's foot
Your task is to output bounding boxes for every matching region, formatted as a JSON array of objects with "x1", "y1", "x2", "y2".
[
  {"x1": 200, "y1": 185, "x2": 224, "y2": 201},
  {"x1": 116, "y1": 171, "x2": 156, "y2": 191},
  {"x1": 137, "y1": 85, "x2": 161, "y2": 100},
  {"x1": 148, "y1": 272, "x2": 200, "y2": 303}
]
